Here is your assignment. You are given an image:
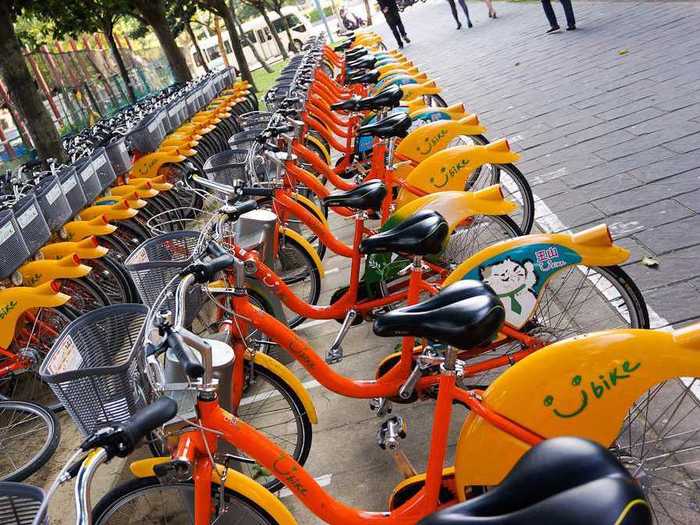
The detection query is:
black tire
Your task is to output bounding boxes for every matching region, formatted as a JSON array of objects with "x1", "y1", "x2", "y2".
[
  {"x1": 0, "y1": 400, "x2": 60, "y2": 482},
  {"x1": 88, "y1": 254, "x2": 139, "y2": 303},
  {"x1": 93, "y1": 477, "x2": 279, "y2": 525},
  {"x1": 465, "y1": 161, "x2": 535, "y2": 235},
  {"x1": 276, "y1": 234, "x2": 322, "y2": 328},
  {"x1": 60, "y1": 276, "x2": 111, "y2": 314}
]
